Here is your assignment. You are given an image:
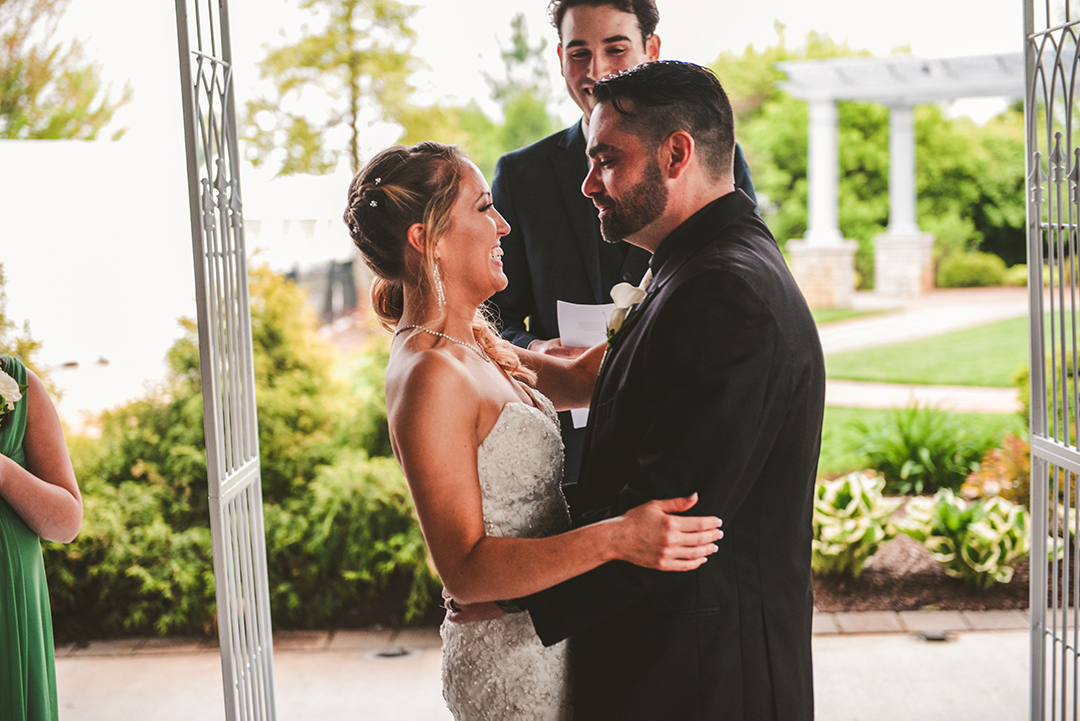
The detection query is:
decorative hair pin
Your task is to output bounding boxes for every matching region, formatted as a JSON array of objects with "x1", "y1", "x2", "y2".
[
  {"x1": 370, "y1": 200, "x2": 378, "y2": 207},
  {"x1": 374, "y1": 177, "x2": 382, "y2": 185}
]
